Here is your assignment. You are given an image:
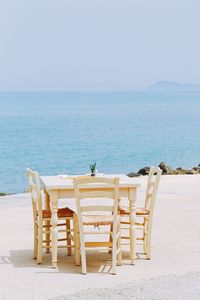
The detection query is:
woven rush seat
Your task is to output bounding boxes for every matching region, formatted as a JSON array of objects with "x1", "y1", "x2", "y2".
[
  {"x1": 41, "y1": 207, "x2": 74, "y2": 218},
  {"x1": 119, "y1": 206, "x2": 149, "y2": 216},
  {"x1": 82, "y1": 215, "x2": 113, "y2": 226}
]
